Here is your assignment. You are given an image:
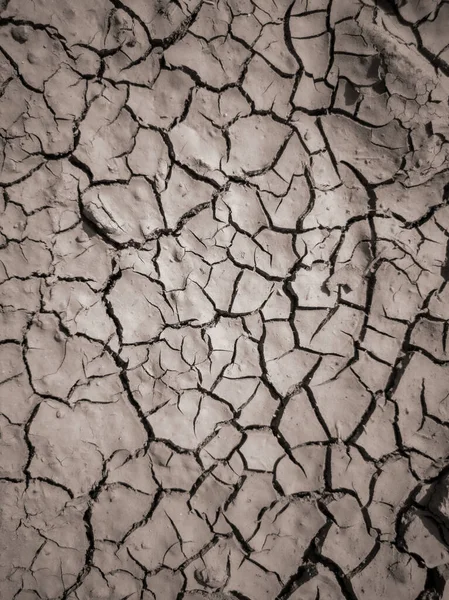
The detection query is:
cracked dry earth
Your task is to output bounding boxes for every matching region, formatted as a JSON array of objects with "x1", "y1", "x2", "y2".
[{"x1": 4, "y1": 1, "x2": 449, "y2": 600}]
